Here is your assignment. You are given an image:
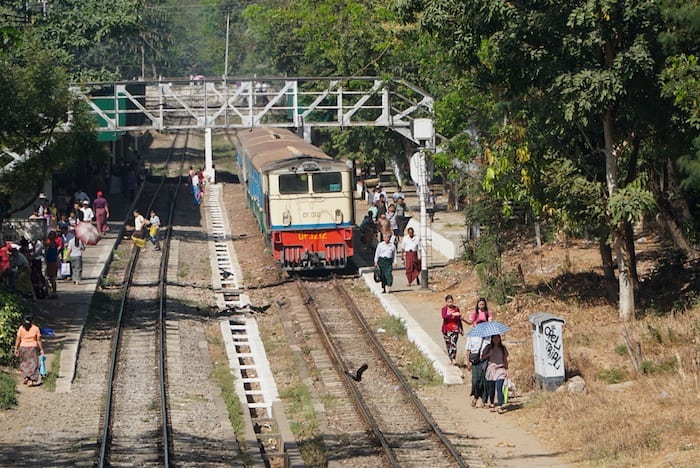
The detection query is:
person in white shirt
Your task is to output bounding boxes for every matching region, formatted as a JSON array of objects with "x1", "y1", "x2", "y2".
[
  {"x1": 400, "y1": 227, "x2": 421, "y2": 286},
  {"x1": 80, "y1": 200, "x2": 94, "y2": 224},
  {"x1": 372, "y1": 184, "x2": 388, "y2": 204},
  {"x1": 373, "y1": 235, "x2": 397, "y2": 293},
  {"x1": 66, "y1": 236, "x2": 85, "y2": 284},
  {"x1": 133, "y1": 209, "x2": 145, "y2": 237},
  {"x1": 393, "y1": 186, "x2": 404, "y2": 202},
  {"x1": 465, "y1": 335, "x2": 491, "y2": 408}
]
